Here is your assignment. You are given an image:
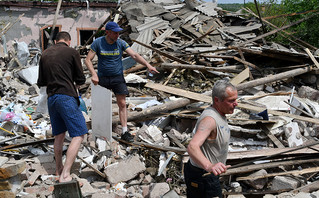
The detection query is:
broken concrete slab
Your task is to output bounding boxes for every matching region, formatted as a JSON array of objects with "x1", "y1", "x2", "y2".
[
  {"x1": 104, "y1": 155, "x2": 146, "y2": 185},
  {"x1": 271, "y1": 176, "x2": 301, "y2": 191},
  {"x1": 0, "y1": 160, "x2": 26, "y2": 180},
  {"x1": 244, "y1": 169, "x2": 268, "y2": 190},
  {"x1": 149, "y1": 182, "x2": 170, "y2": 198}
]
